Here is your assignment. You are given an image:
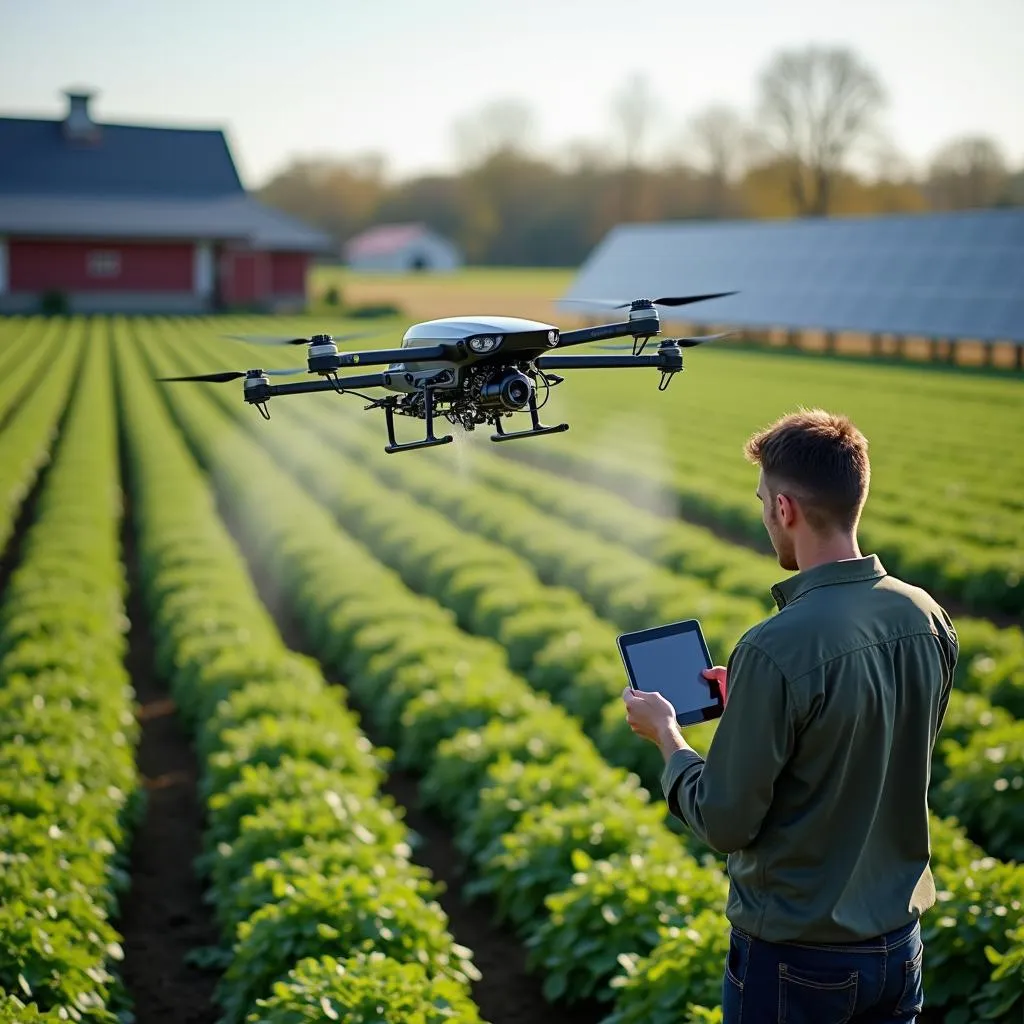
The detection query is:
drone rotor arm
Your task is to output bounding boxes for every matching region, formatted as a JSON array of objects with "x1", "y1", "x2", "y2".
[
  {"x1": 263, "y1": 370, "x2": 391, "y2": 398},
  {"x1": 326, "y1": 342, "x2": 455, "y2": 370},
  {"x1": 534, "y1": 353, "x2": 665, "y2": 370},
  {"x1": 553, "y1": 318, "x2": 661, "y2": 350}
]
